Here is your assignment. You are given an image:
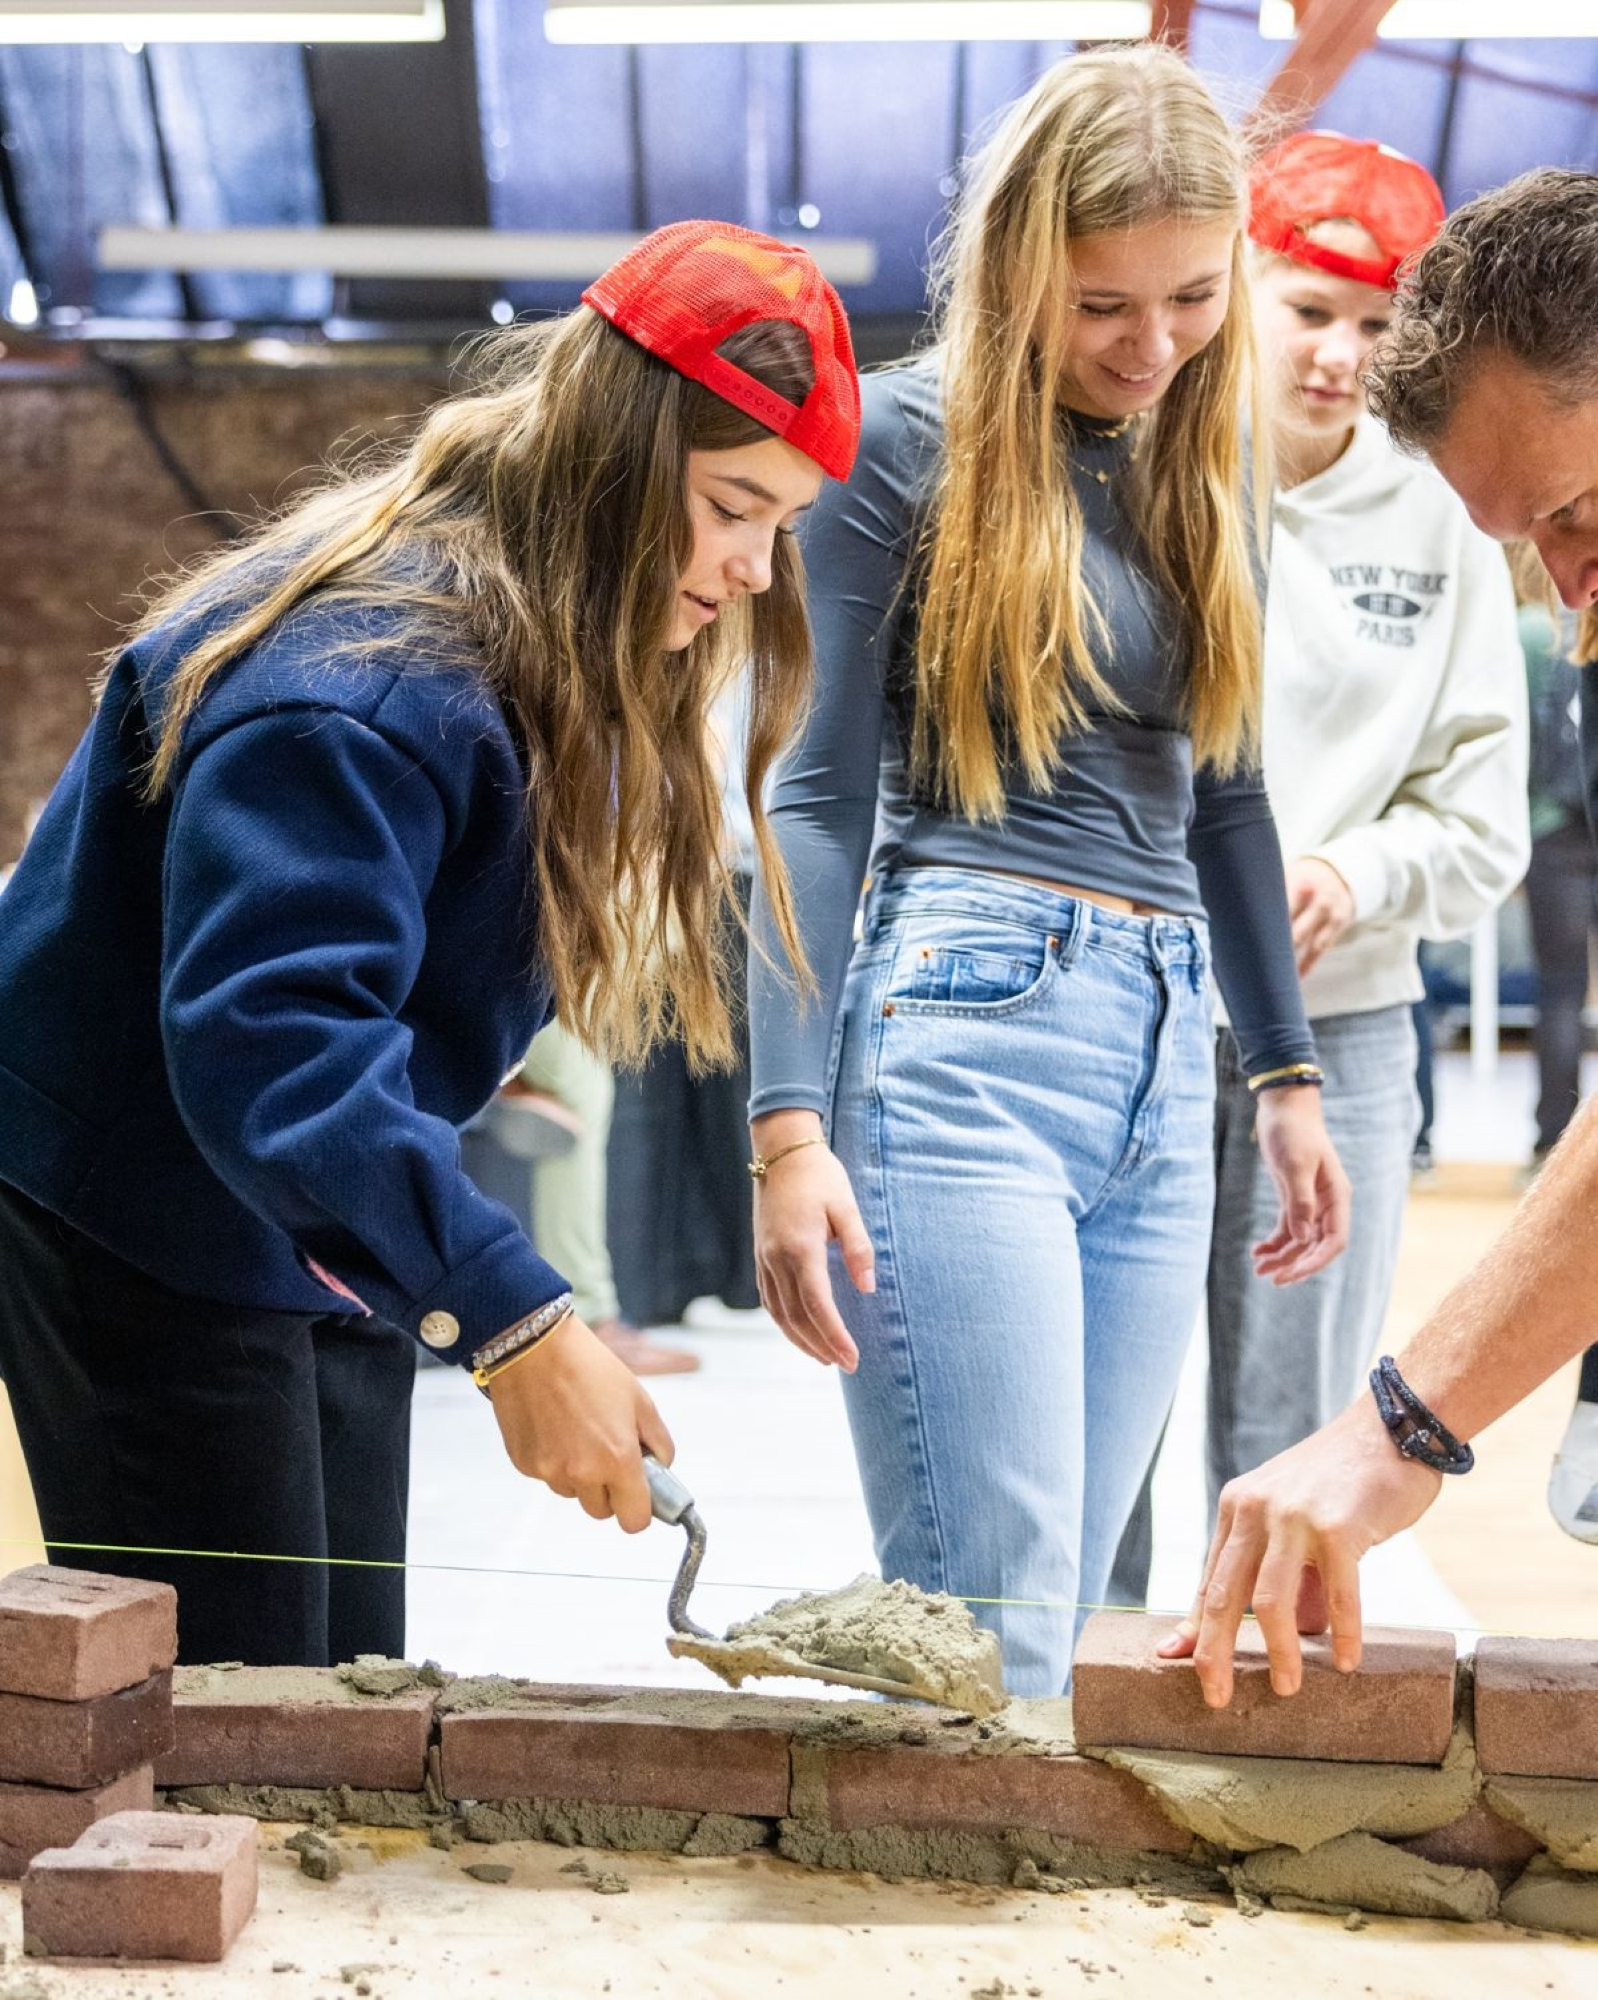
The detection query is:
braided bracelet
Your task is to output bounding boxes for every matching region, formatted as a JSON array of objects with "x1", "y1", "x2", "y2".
[
  {"x1": 471, "y1": 1291, "x2": 574, "y2": 1398},
  {"x1": 1369, "y1": 1355, "x2": 1475, "y2": 1476}
]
